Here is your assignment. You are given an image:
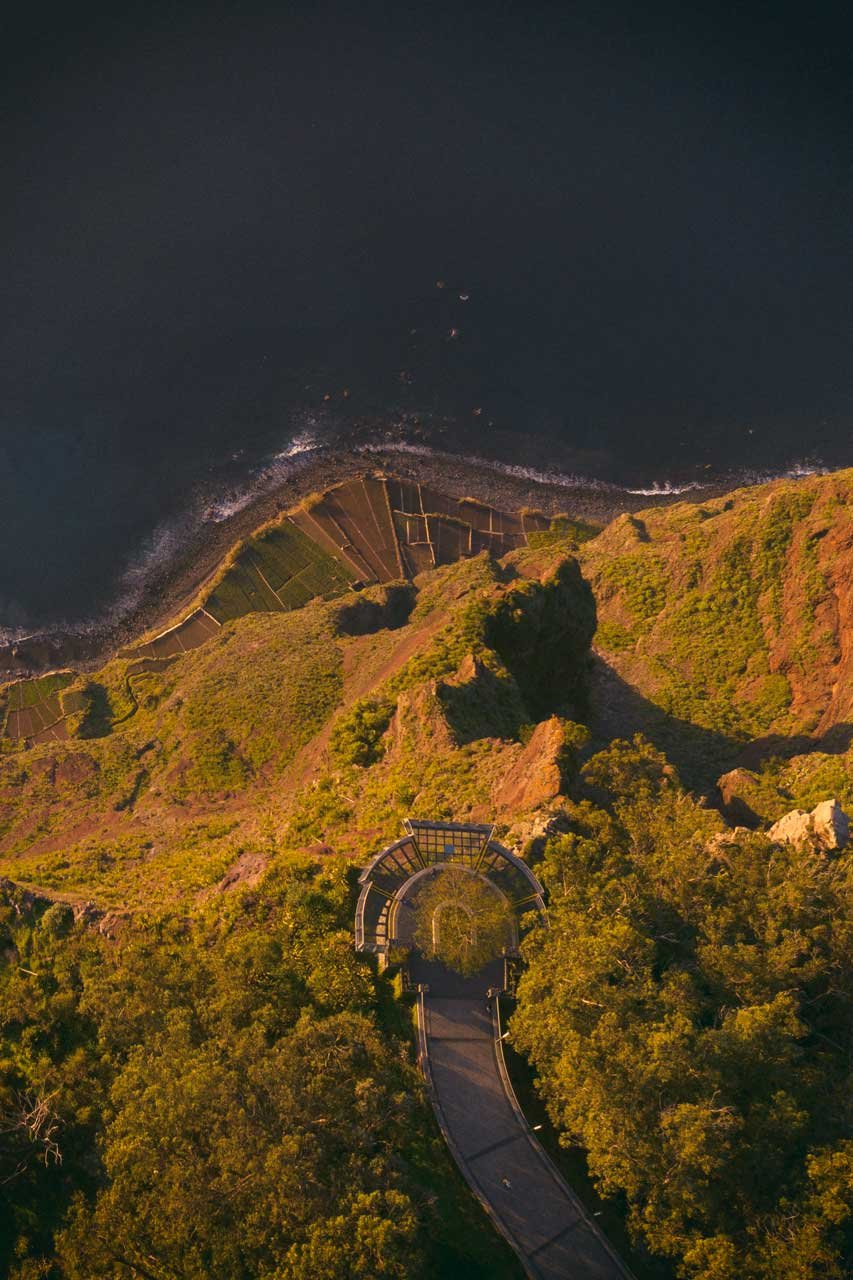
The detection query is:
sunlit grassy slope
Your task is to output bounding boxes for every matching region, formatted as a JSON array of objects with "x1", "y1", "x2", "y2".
[{"x1": 1, "y1": 467, "x2": 851, "y2": 909}]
